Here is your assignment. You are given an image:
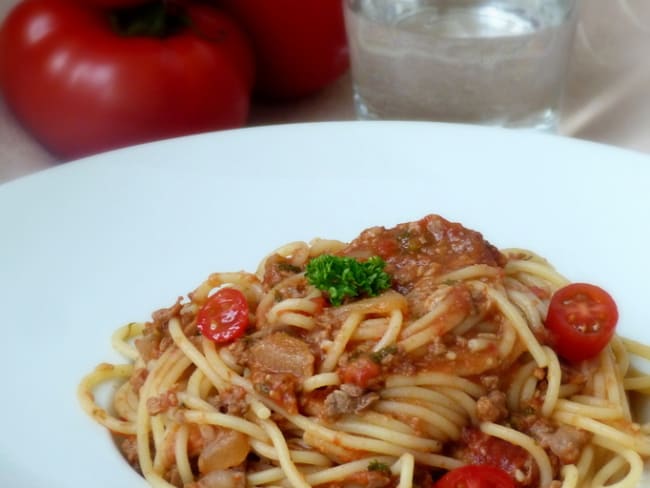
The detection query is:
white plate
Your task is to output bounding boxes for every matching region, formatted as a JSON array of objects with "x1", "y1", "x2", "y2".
[{"x1": 2, "y1": 121, "x2": 649, "y2": 487}]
